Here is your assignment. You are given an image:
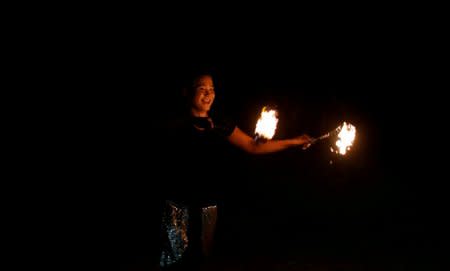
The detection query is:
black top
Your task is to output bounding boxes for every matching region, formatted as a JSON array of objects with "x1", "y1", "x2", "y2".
[{"x1": 162, "y1": 113, "x2": 236, "y2": 207}]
